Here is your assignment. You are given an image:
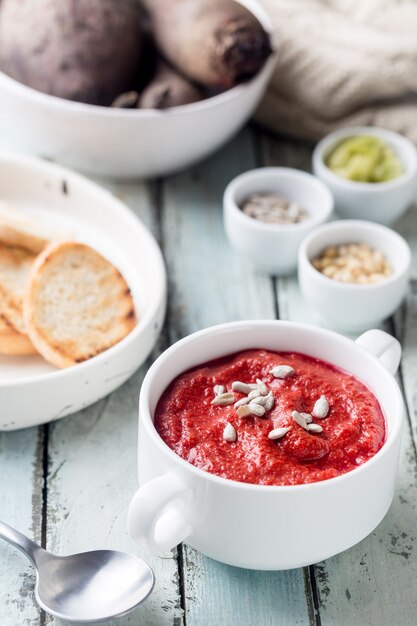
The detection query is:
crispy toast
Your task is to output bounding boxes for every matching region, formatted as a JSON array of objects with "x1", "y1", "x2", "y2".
[{"x1": 24, "y1": 242, "x2": 137, "y2": 368}]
